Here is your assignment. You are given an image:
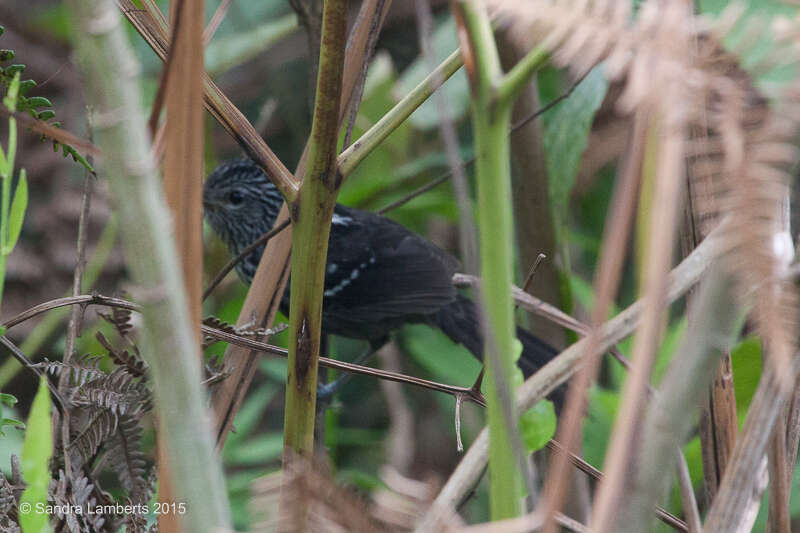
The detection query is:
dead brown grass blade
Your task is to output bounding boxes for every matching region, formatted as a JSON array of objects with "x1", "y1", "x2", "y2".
[{"x1": 157, "y1": 0, "x2": 206, "y2": 530}]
